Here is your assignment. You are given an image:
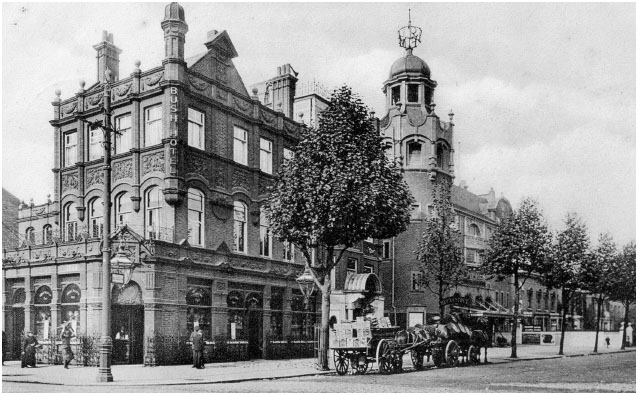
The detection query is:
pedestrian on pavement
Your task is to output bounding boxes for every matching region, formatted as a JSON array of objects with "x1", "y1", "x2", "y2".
[
  {"x1": 198, "y1": 329, "x2": 206, "y2": 368},
  {"x1": 2, "y1": 330, "x2": 7, "y2": 365},
  {"x1": 21, "y1": 331, "x2": 39, "y2": 368},
  {"x1": 190, "y1": 327, "x2": 204, "y2": 369},
  {"x1": 61, "y1": 322, "x2": 75, "y2": 369},
  {"x1": 605, "y1": 336, "x2": 610, "y2": 348}
]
